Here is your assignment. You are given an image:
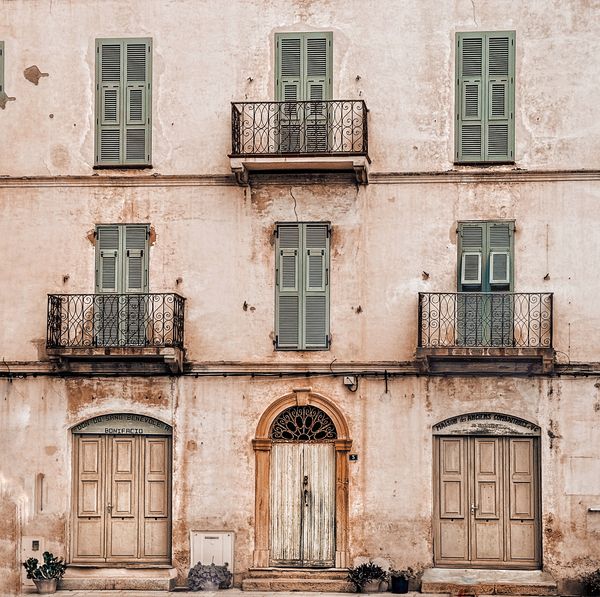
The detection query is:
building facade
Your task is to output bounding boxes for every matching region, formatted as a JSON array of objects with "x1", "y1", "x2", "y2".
[{"x1": 1, "y1": 0, "x2": 599, "y2": 594}]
